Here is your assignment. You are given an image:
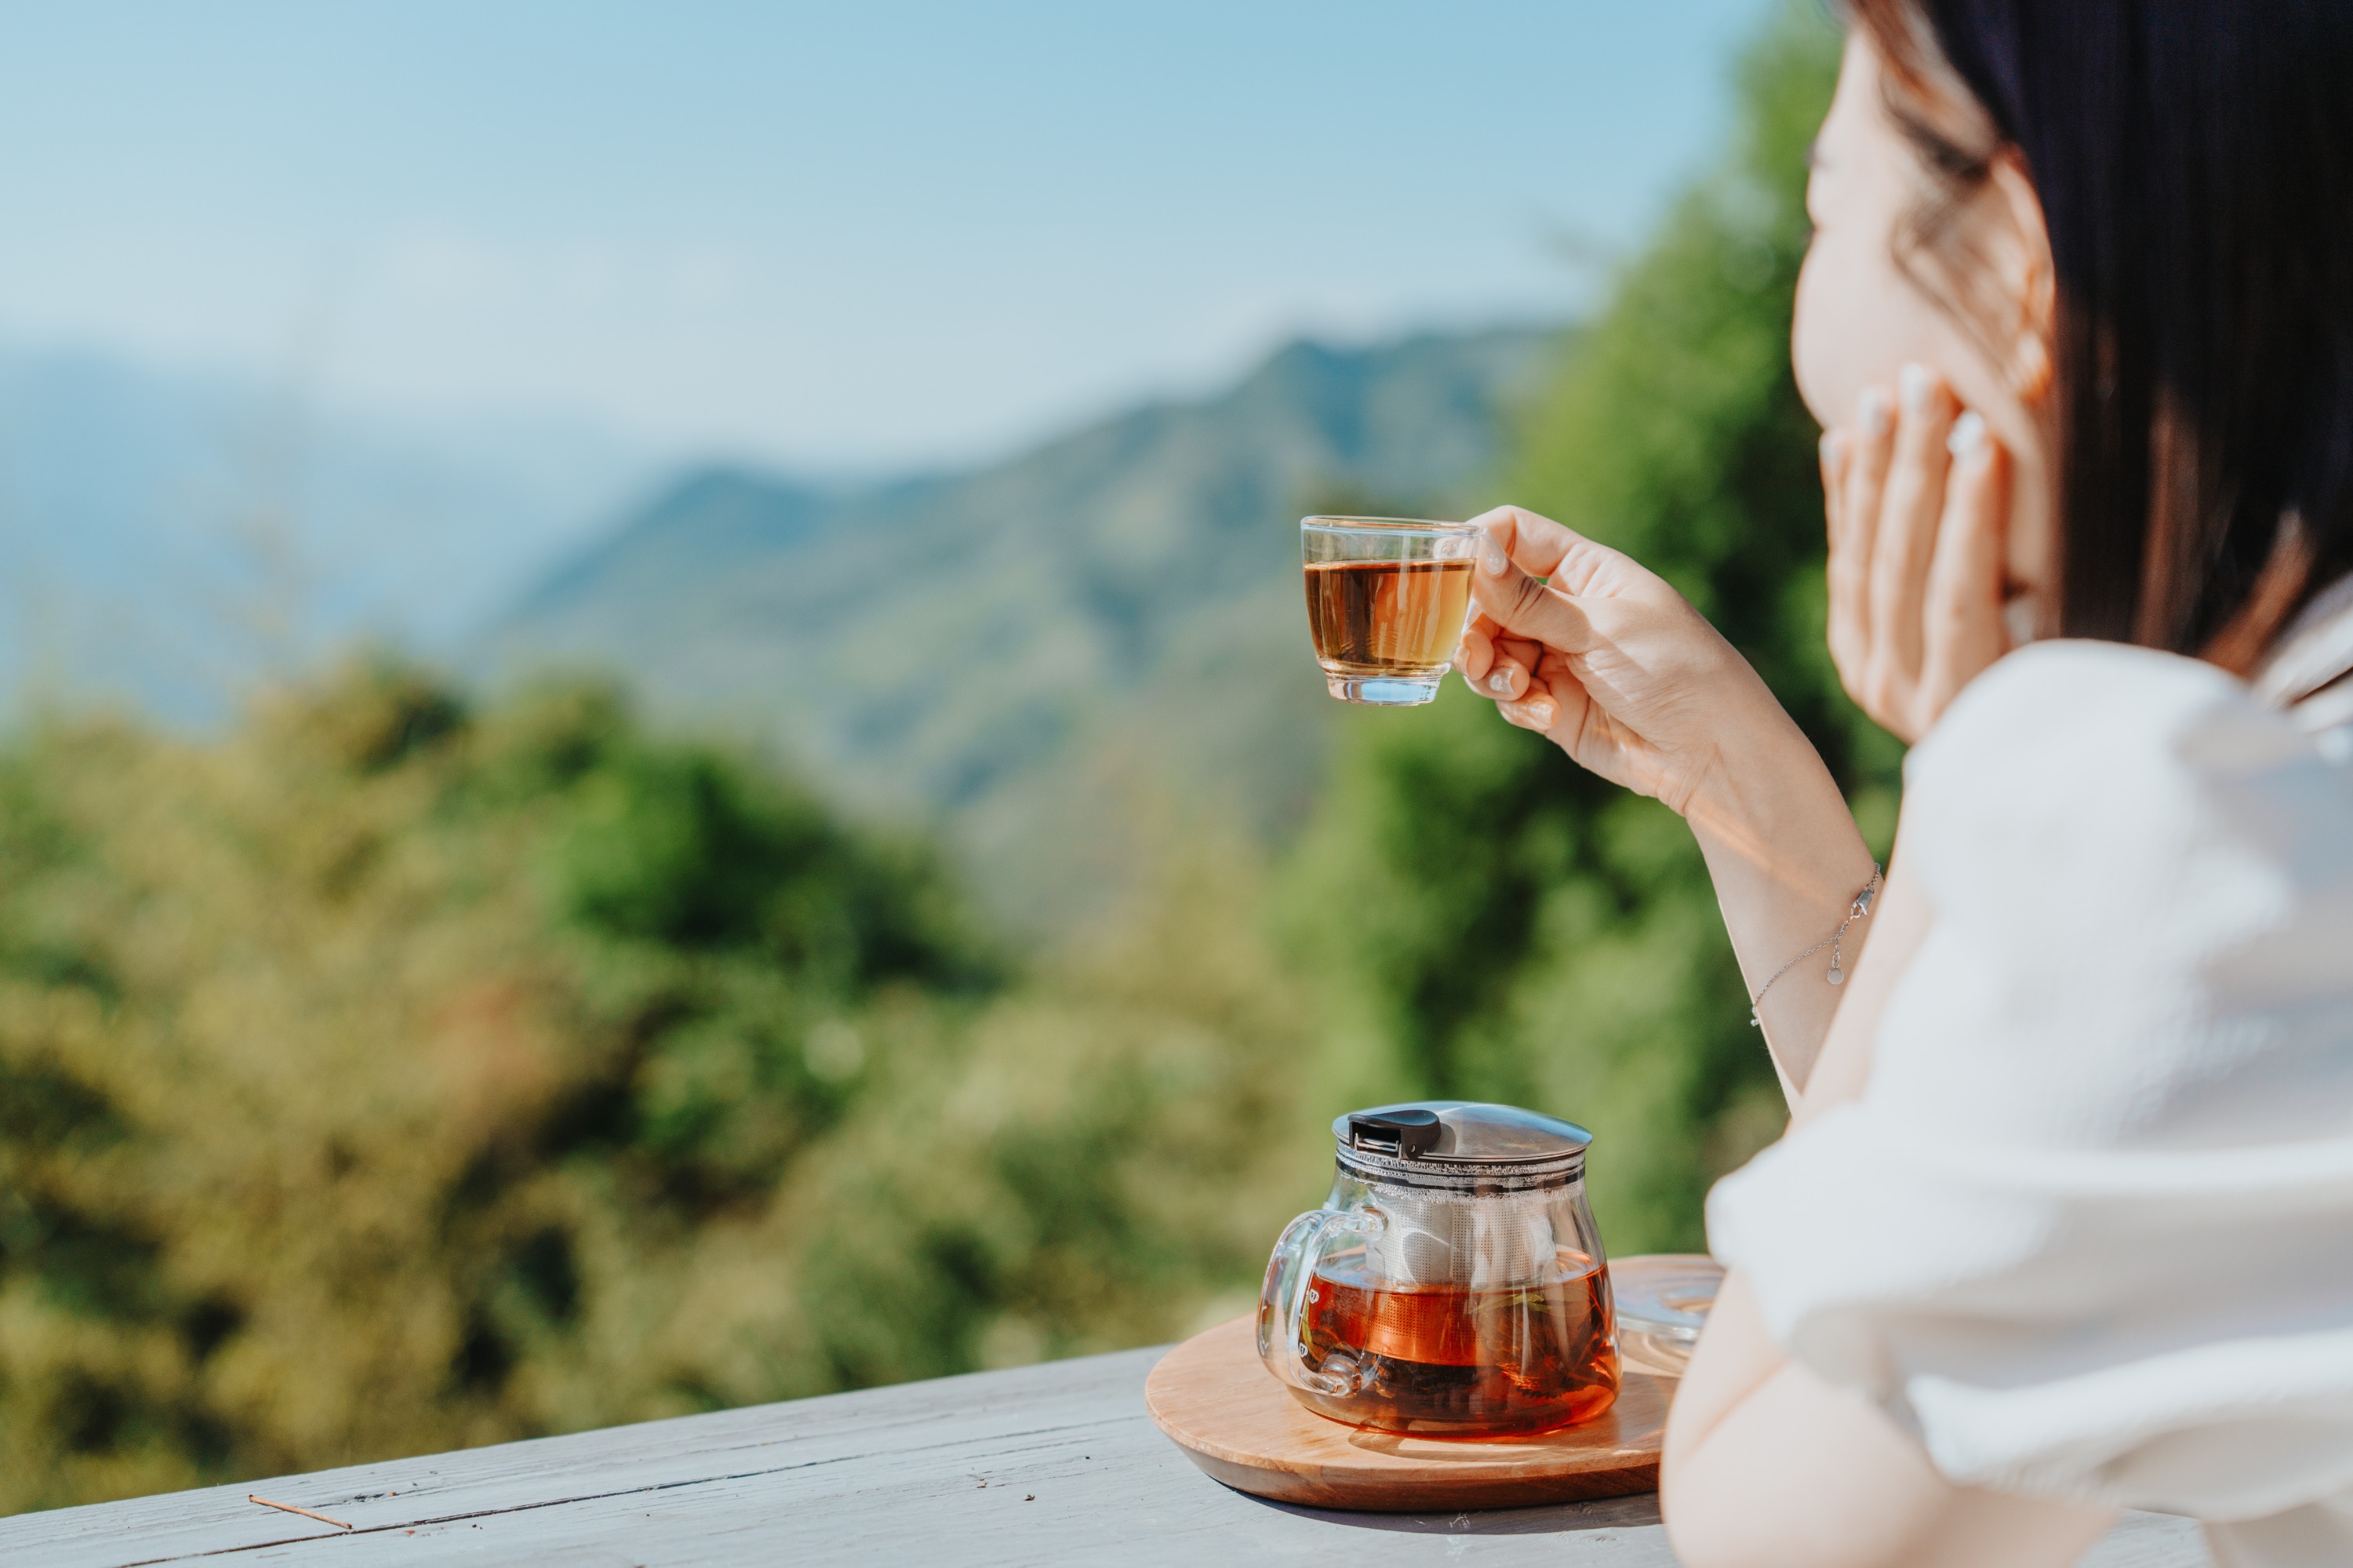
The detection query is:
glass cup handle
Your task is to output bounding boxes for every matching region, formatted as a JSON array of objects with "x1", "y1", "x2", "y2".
[{"x1": 1259, "y1": 1206, "x2": 1385, "y2": 1399}]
